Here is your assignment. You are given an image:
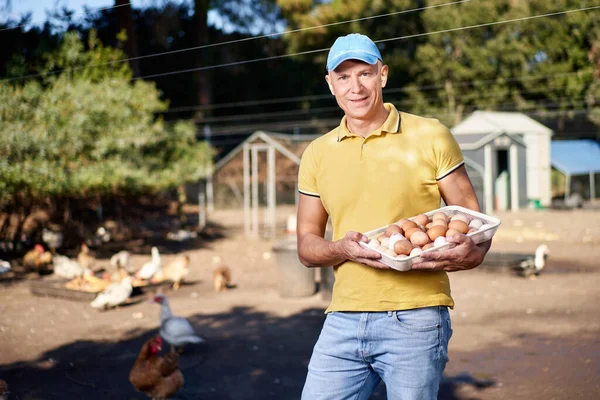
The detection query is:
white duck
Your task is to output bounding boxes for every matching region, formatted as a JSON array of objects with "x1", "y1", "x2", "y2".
[
  {"x1": 153, "y1": 294, "x2": 205, "y2": 352},
  {"x1": 90, "y1": 276, "x2": 133, "y2": 309},
  {"x1": 110, "y1": 250, "x2": 133, "y2": 273},
  {"x1": 135, "y1": 247, "x2": 161, "y2": 280},
  {"x1": 515, "y1": 244, "x2": 550, "y2": 278}
]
